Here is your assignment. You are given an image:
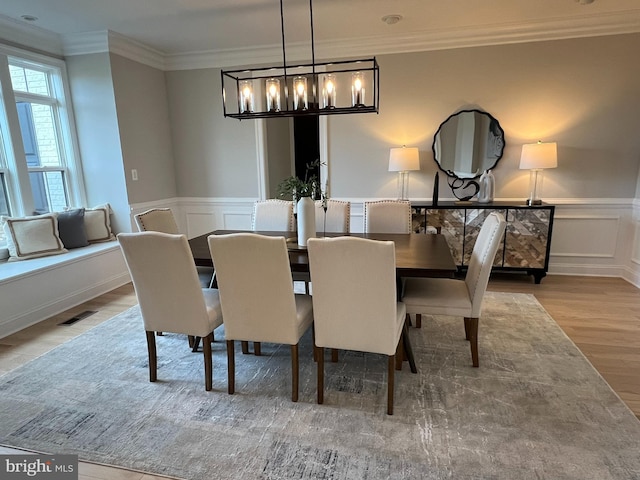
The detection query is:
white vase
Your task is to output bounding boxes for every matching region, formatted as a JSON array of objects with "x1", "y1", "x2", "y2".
[
  {"x1": 297, "y1": 196, "x2": 316, "y2": 247},
  {"x1": 477, "y1": 170, "x2": 495, "y2": 204}
]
